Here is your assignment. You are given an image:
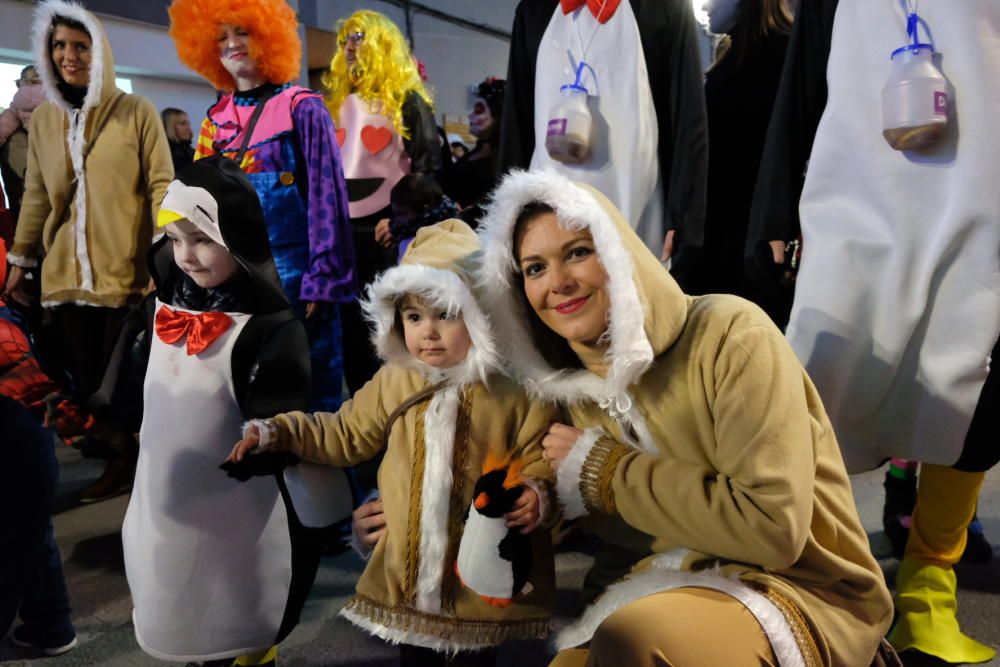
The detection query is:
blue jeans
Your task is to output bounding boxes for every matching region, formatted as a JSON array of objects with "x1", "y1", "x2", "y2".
[{"x1": 0, "y1": 396, "x2": 74, "y2": 642}]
